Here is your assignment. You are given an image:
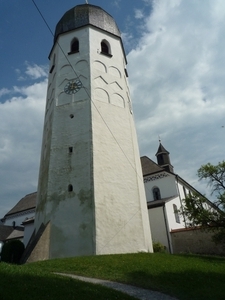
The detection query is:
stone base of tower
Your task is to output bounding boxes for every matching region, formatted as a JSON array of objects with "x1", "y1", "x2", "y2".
[{"x1": 25, "y1": 222, "x2": 51, "y2": 263}]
